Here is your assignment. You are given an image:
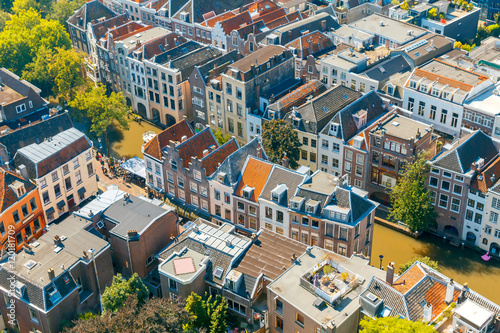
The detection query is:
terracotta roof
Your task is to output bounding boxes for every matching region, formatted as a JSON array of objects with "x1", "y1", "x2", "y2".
[
  {"x1": 391, "y1": 264, "x2": 425, "y2": 294},
  {"x1": 0, "y1": 168, "x2": 36, "y2": 212},
  {"x1": 202, "y1": 11, "x2": 236, "y2": 27},
  {"x1": 201, "y1": 138, "x2": 239, "y2": 177},
  {"x1": 235, "y1": 157, "x2": 273, "y2": 202},
  {"x1": 176, "y1": 128, "x2": 218, "y2": 169},
  {"x1": 114, "y1": 25, "x2": 154, "y2": 42},
  {"x1": 256, "y1": 8, "x2": 286, "y2": 24},
  {"x1": 245, "y1": 0, "x2": 278, "y2": 12},
  {"x1": 91, "y1": 14, "x2": 130, "y2": 40},
  {"x1": 470, "y1": 156, "x2": 500, "y2": 193},
  {"x1": 234, "y1": 229, "x2": 307, "y2": 279},
  {"x1": 424, "y1": 282, "x2": 460, "y2": 321},
  {"x1": 269, "y1": 80, "x2": 326, "y2": 114},
  {"x1": 285, "y1": 31, "x2": 333, "y2": 58},
  {"x1": 265, "y1": 11, "x2": 303, "y2": 30},
  {"x1": 219, "y1": 11, "x2": 253, "y2": 35},
  {"x1": 143, "y1": 119, "x2": 194, "y2": 160}
]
